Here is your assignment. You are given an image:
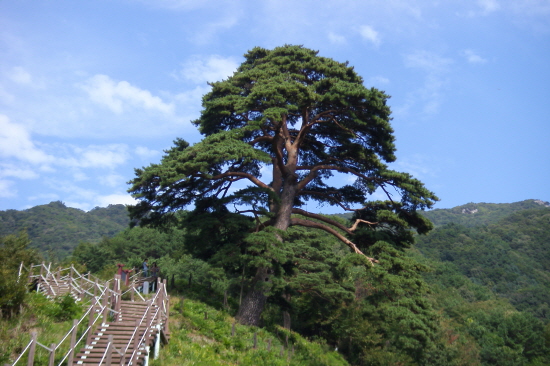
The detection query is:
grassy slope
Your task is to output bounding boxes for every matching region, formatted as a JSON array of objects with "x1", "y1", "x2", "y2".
[
  {"x1": 154, "y1": 296, "x2": 348, "y2": 366},
  {"x1": 1, "y1": 291, "x2": 347, "y2": 366},
  {"x1": 0, "y1": 292, "x2": 85, "y2": 365}
]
